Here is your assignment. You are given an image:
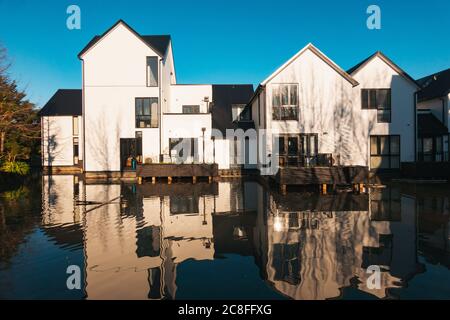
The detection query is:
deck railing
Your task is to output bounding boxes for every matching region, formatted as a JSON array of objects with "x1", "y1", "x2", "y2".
[{"x1": 279, "y1": 153, "x2": 333, "y2": 168}]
